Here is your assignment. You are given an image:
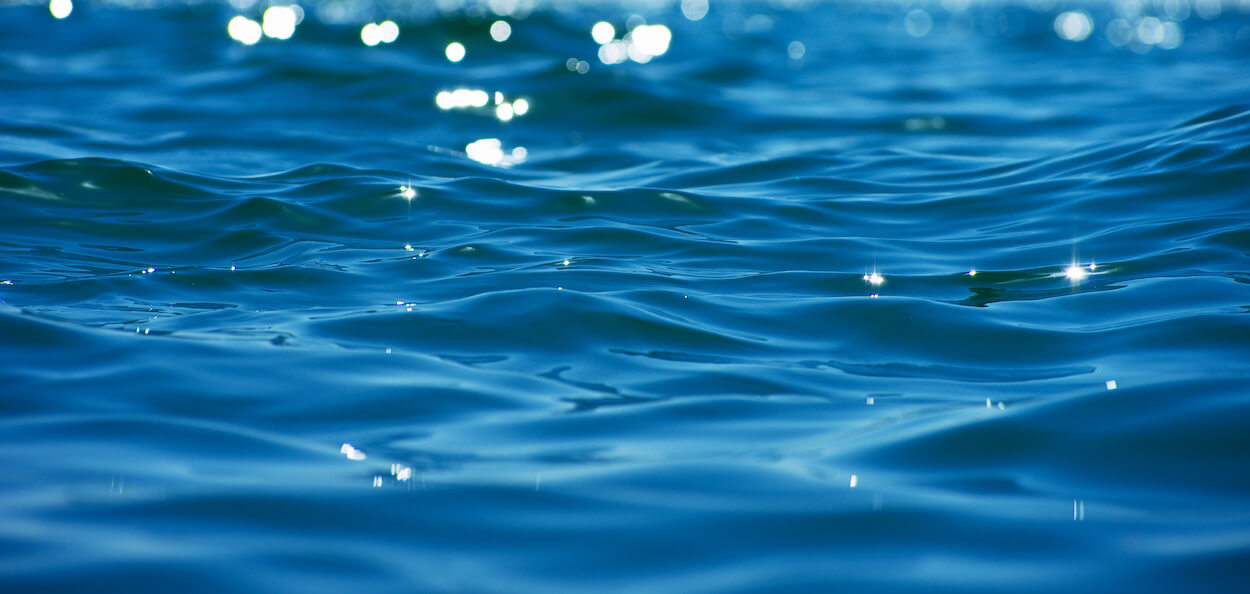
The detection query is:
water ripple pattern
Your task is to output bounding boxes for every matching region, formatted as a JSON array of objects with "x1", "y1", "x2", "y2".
[{"x1": 2, "y1": 1, "x2": 1250, "y2": 592}]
